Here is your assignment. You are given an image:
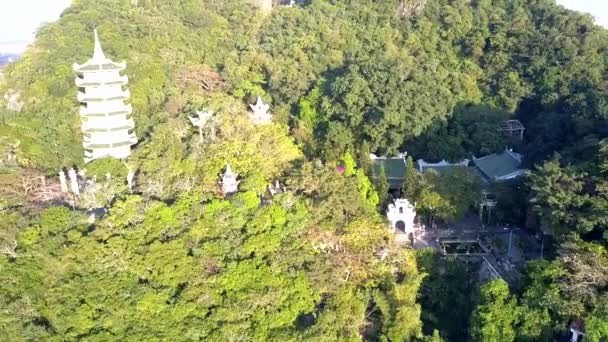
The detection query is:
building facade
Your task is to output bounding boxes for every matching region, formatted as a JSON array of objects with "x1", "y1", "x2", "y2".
[{"x1": 386, "y1": 198, "x2": 417, "y2": 237}]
